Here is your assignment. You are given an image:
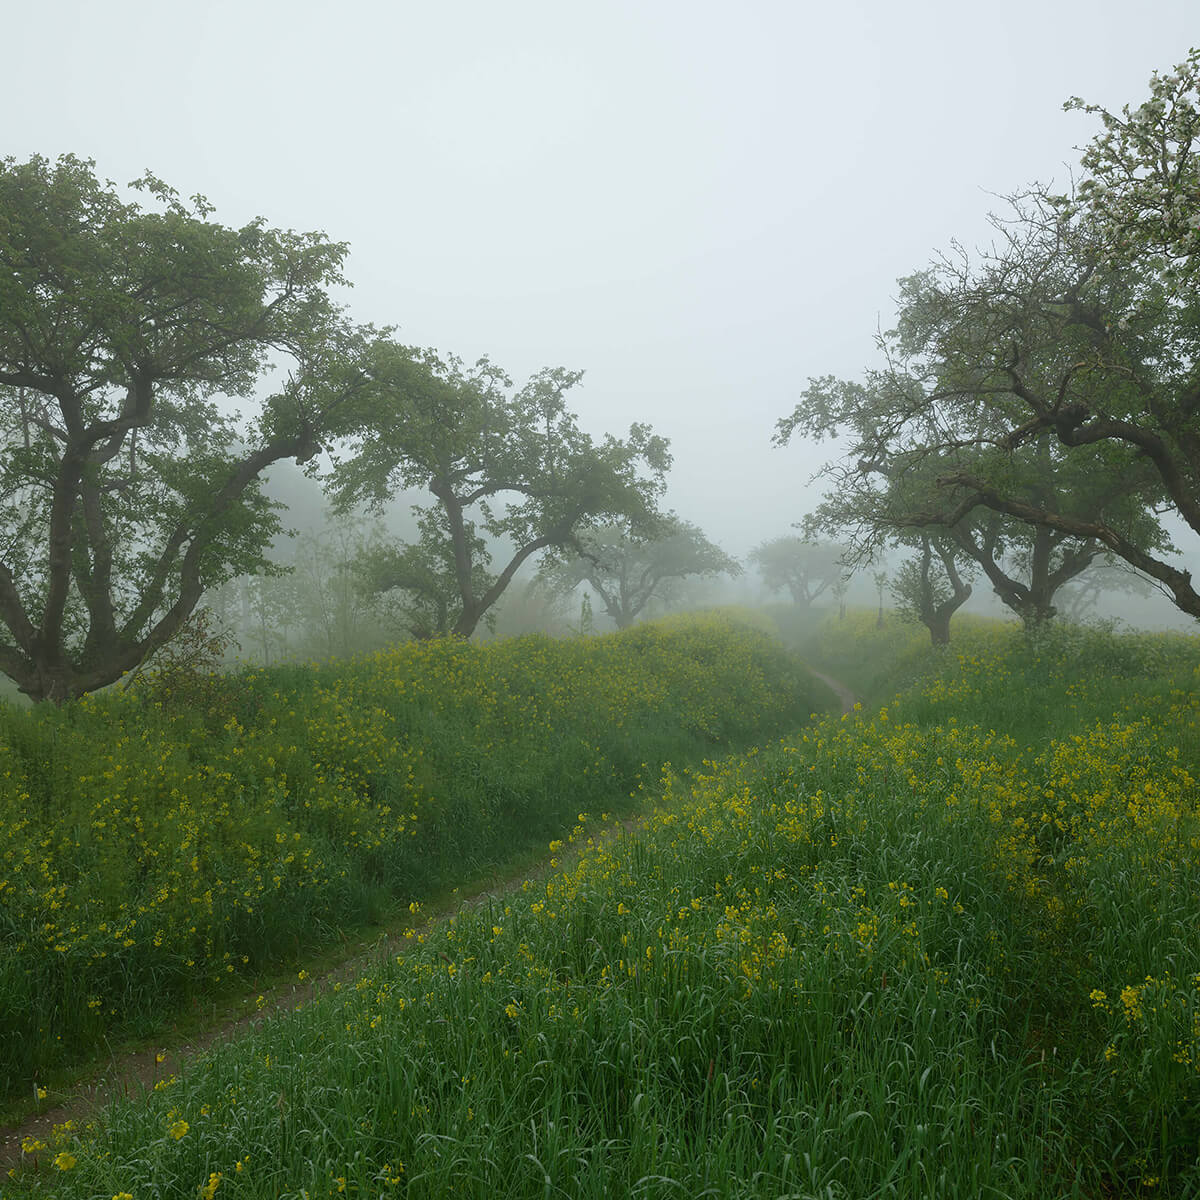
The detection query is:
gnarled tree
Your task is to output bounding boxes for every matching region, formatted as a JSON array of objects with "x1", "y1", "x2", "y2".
[
  {"x1": 0, "y1": 155, "x2": 370, "y2": 701},
  {"x1": 780, "y1": 52, "x2": 1200, "y2": 624},
  {"x1": 328, "y1": 346, "x2": 671, "y2": 638},
  {"x1": 890, "y1": 535, "x2": 972, "y2": 646}
]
